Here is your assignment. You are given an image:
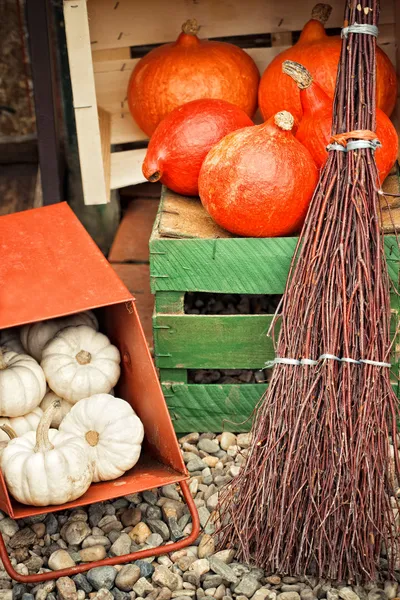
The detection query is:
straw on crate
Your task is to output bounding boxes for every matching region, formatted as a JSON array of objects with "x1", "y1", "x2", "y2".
[{"x1": 217, "y1": 0, "x2": 400, "y2": 583}]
